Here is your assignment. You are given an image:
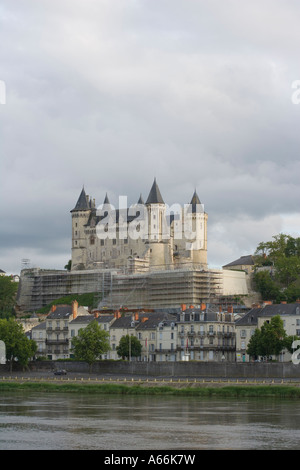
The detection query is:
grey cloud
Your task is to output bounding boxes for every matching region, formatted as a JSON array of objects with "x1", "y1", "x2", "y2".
[{"x1": 1, "y1": 0, "x2": 300, "y2": 274}]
